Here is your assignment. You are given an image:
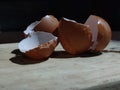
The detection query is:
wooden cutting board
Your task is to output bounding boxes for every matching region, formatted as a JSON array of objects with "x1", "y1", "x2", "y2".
[{"x1": 0, "y1": 40, "x2": 120, "y2": 90}]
